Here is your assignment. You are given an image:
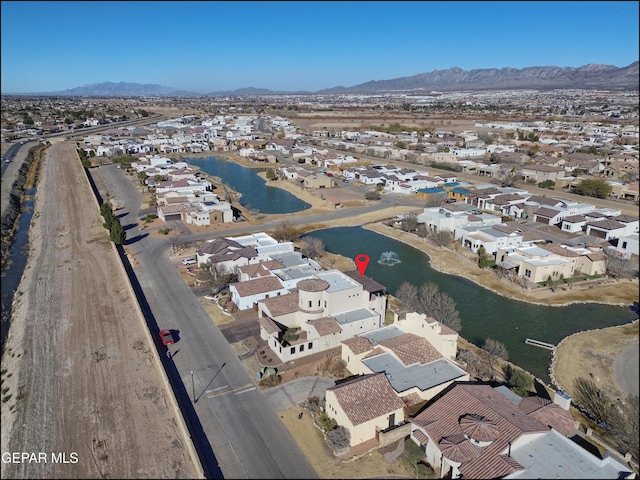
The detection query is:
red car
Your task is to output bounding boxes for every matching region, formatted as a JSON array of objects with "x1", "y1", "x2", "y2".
[{"x1": 159, "y1": 329, "x2": 175, "y2": 345}]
